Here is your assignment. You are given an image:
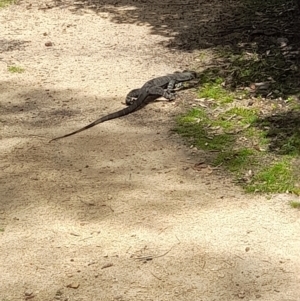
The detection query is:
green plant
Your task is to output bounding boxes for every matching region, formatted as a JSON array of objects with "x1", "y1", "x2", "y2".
[
  {"x1": 175, "y1": 105, "x2": 298, "y2": 194},
  {"x1": 214, "y1": 148, "x2": 255, "y2": 172},
  {"x1": 246, "y1": 159, "x2": 295, "y2": 193},
  {"x1": 290, "y1": 201, "x2": 300, "y2": 209},
  {"x1": 279, "y1": 134, "x2": 300, "y2": 156},
  {"x1": 175, "y1": 0, "x2": 300, "y2": 195},
  {"x1": 175, "y1": 108, "x2": 234, "y2": 151},
  {"x1": 0, "y1": 0, "x2": 15, "y2": 8},
  {"x1": 198, "y1": 78, "x2": 234, "y2": 104},
  {"x1": 8, "y1": 65, "x2": 25, "y2": 73}
]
